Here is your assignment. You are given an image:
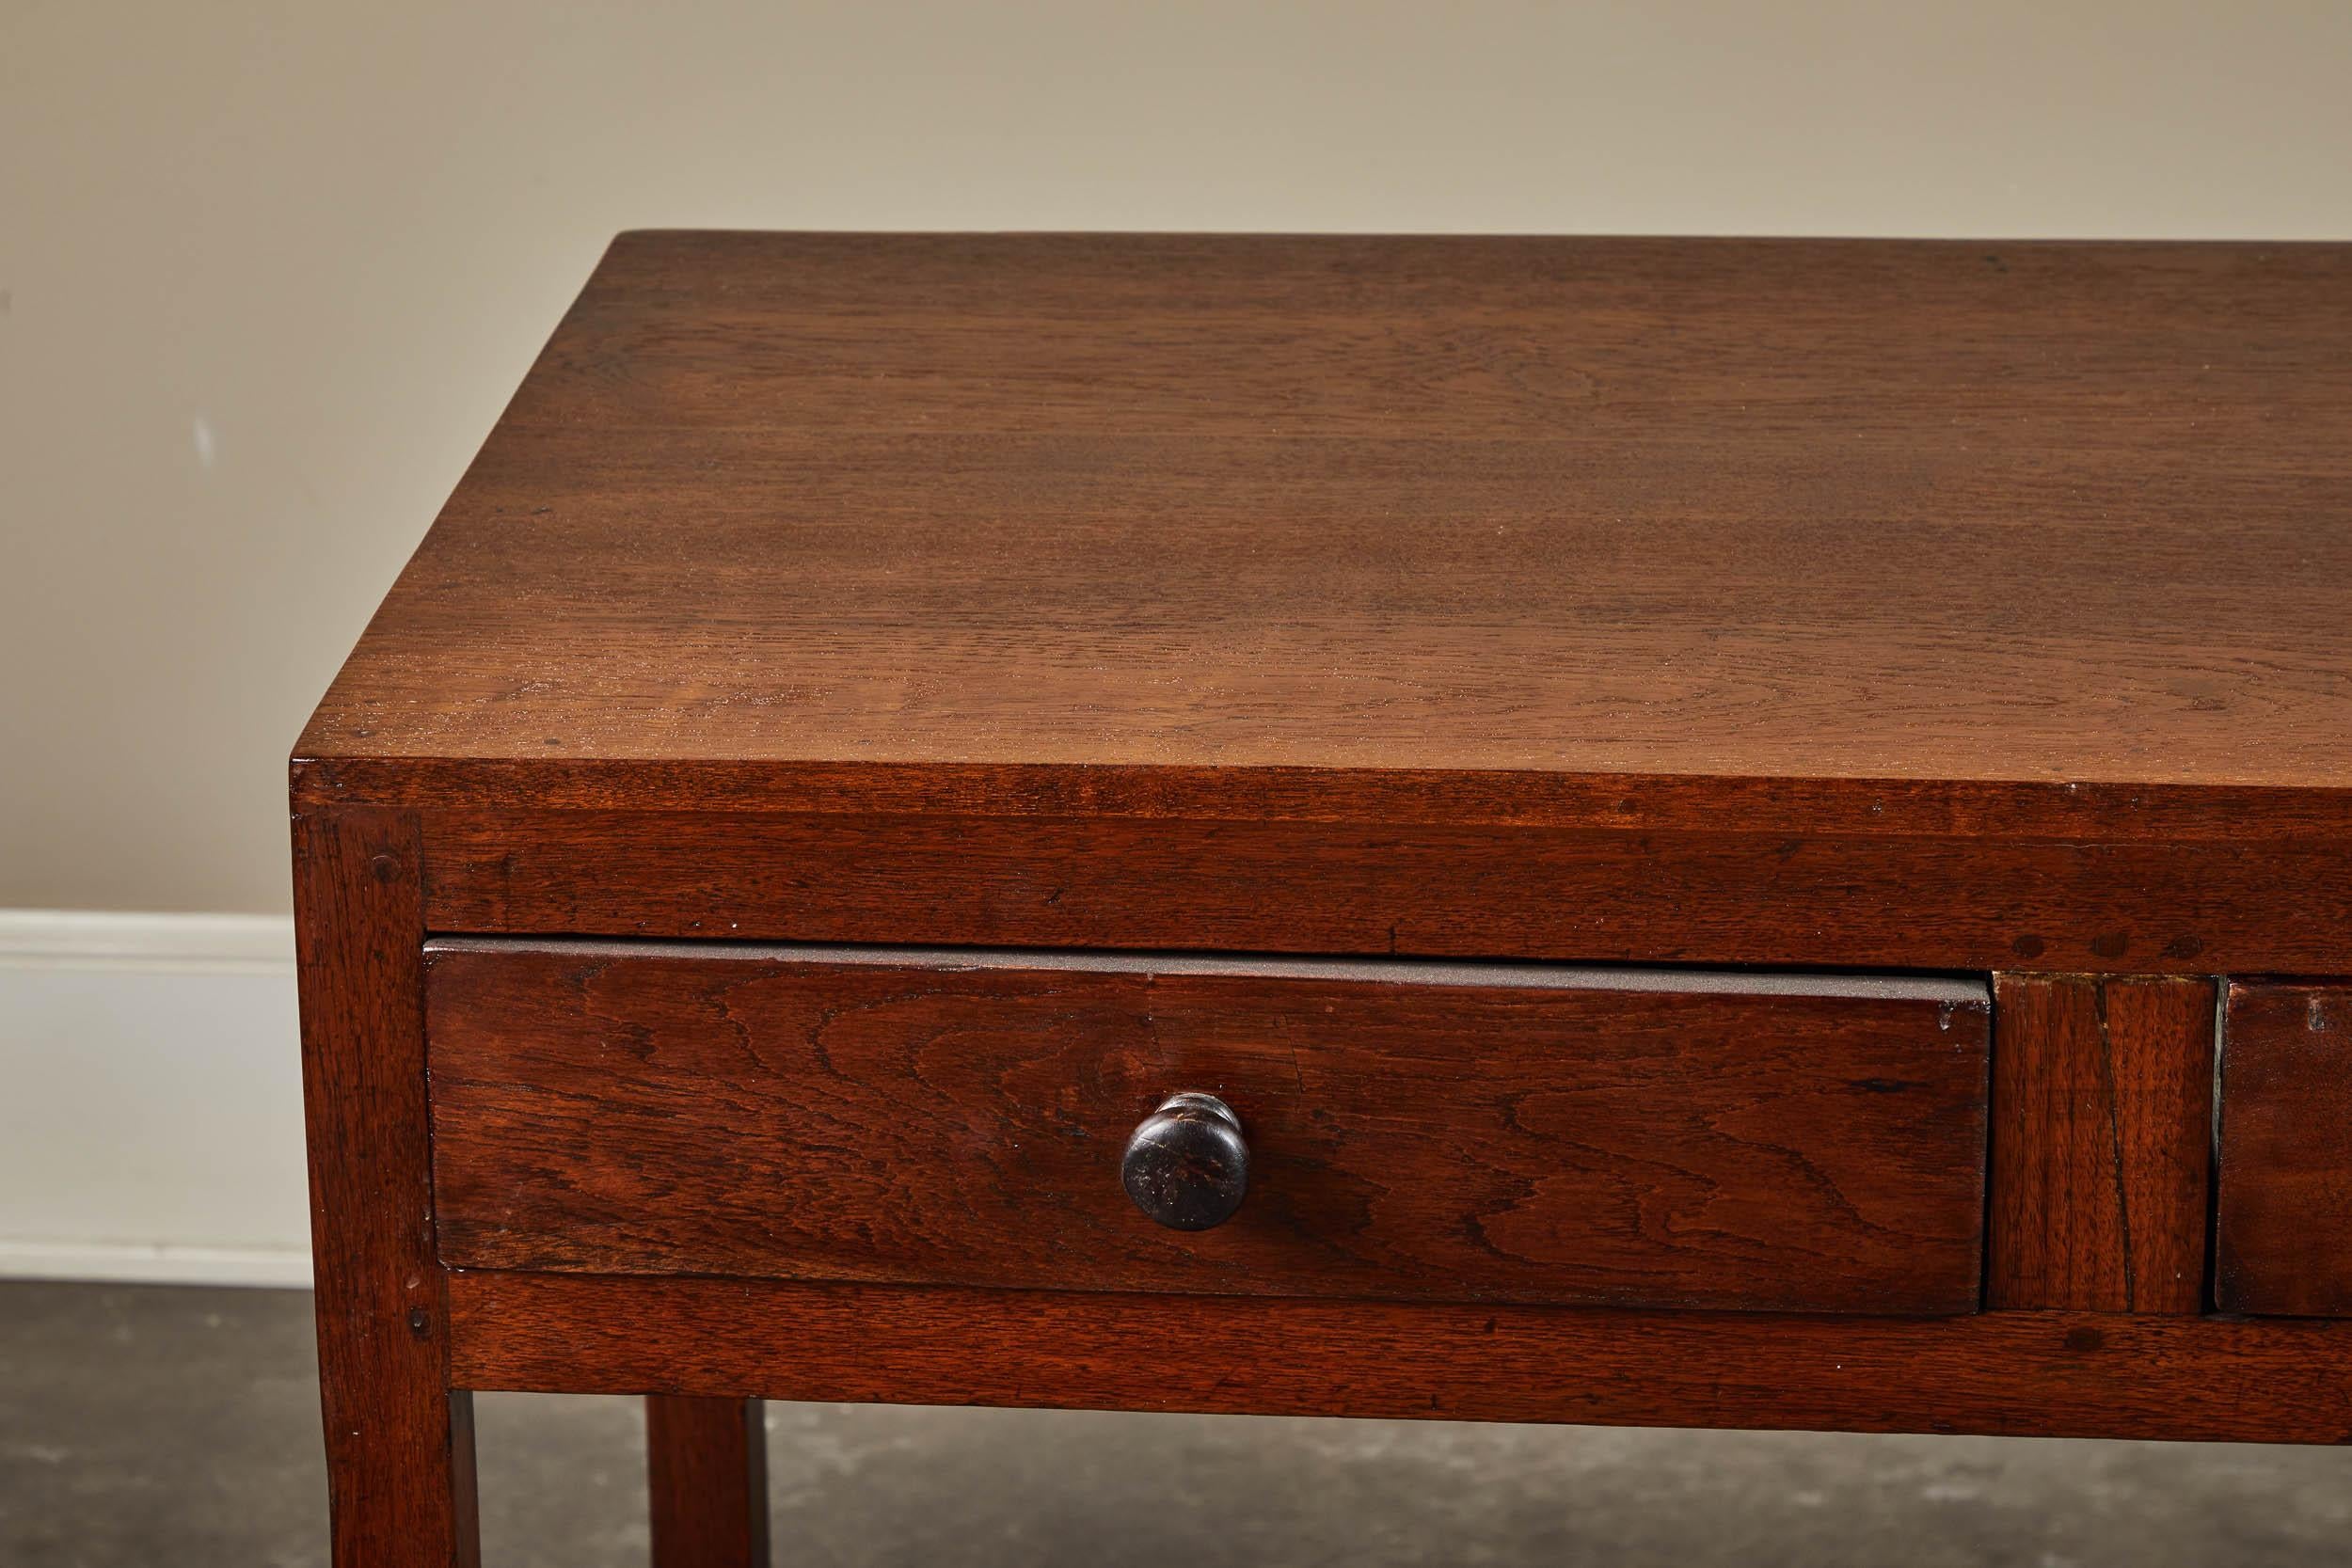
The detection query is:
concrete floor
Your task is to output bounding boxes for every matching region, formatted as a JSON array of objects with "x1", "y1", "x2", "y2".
[{"x1": 2, "y1": 1283, "x2": 2348, "y2": 1566}]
